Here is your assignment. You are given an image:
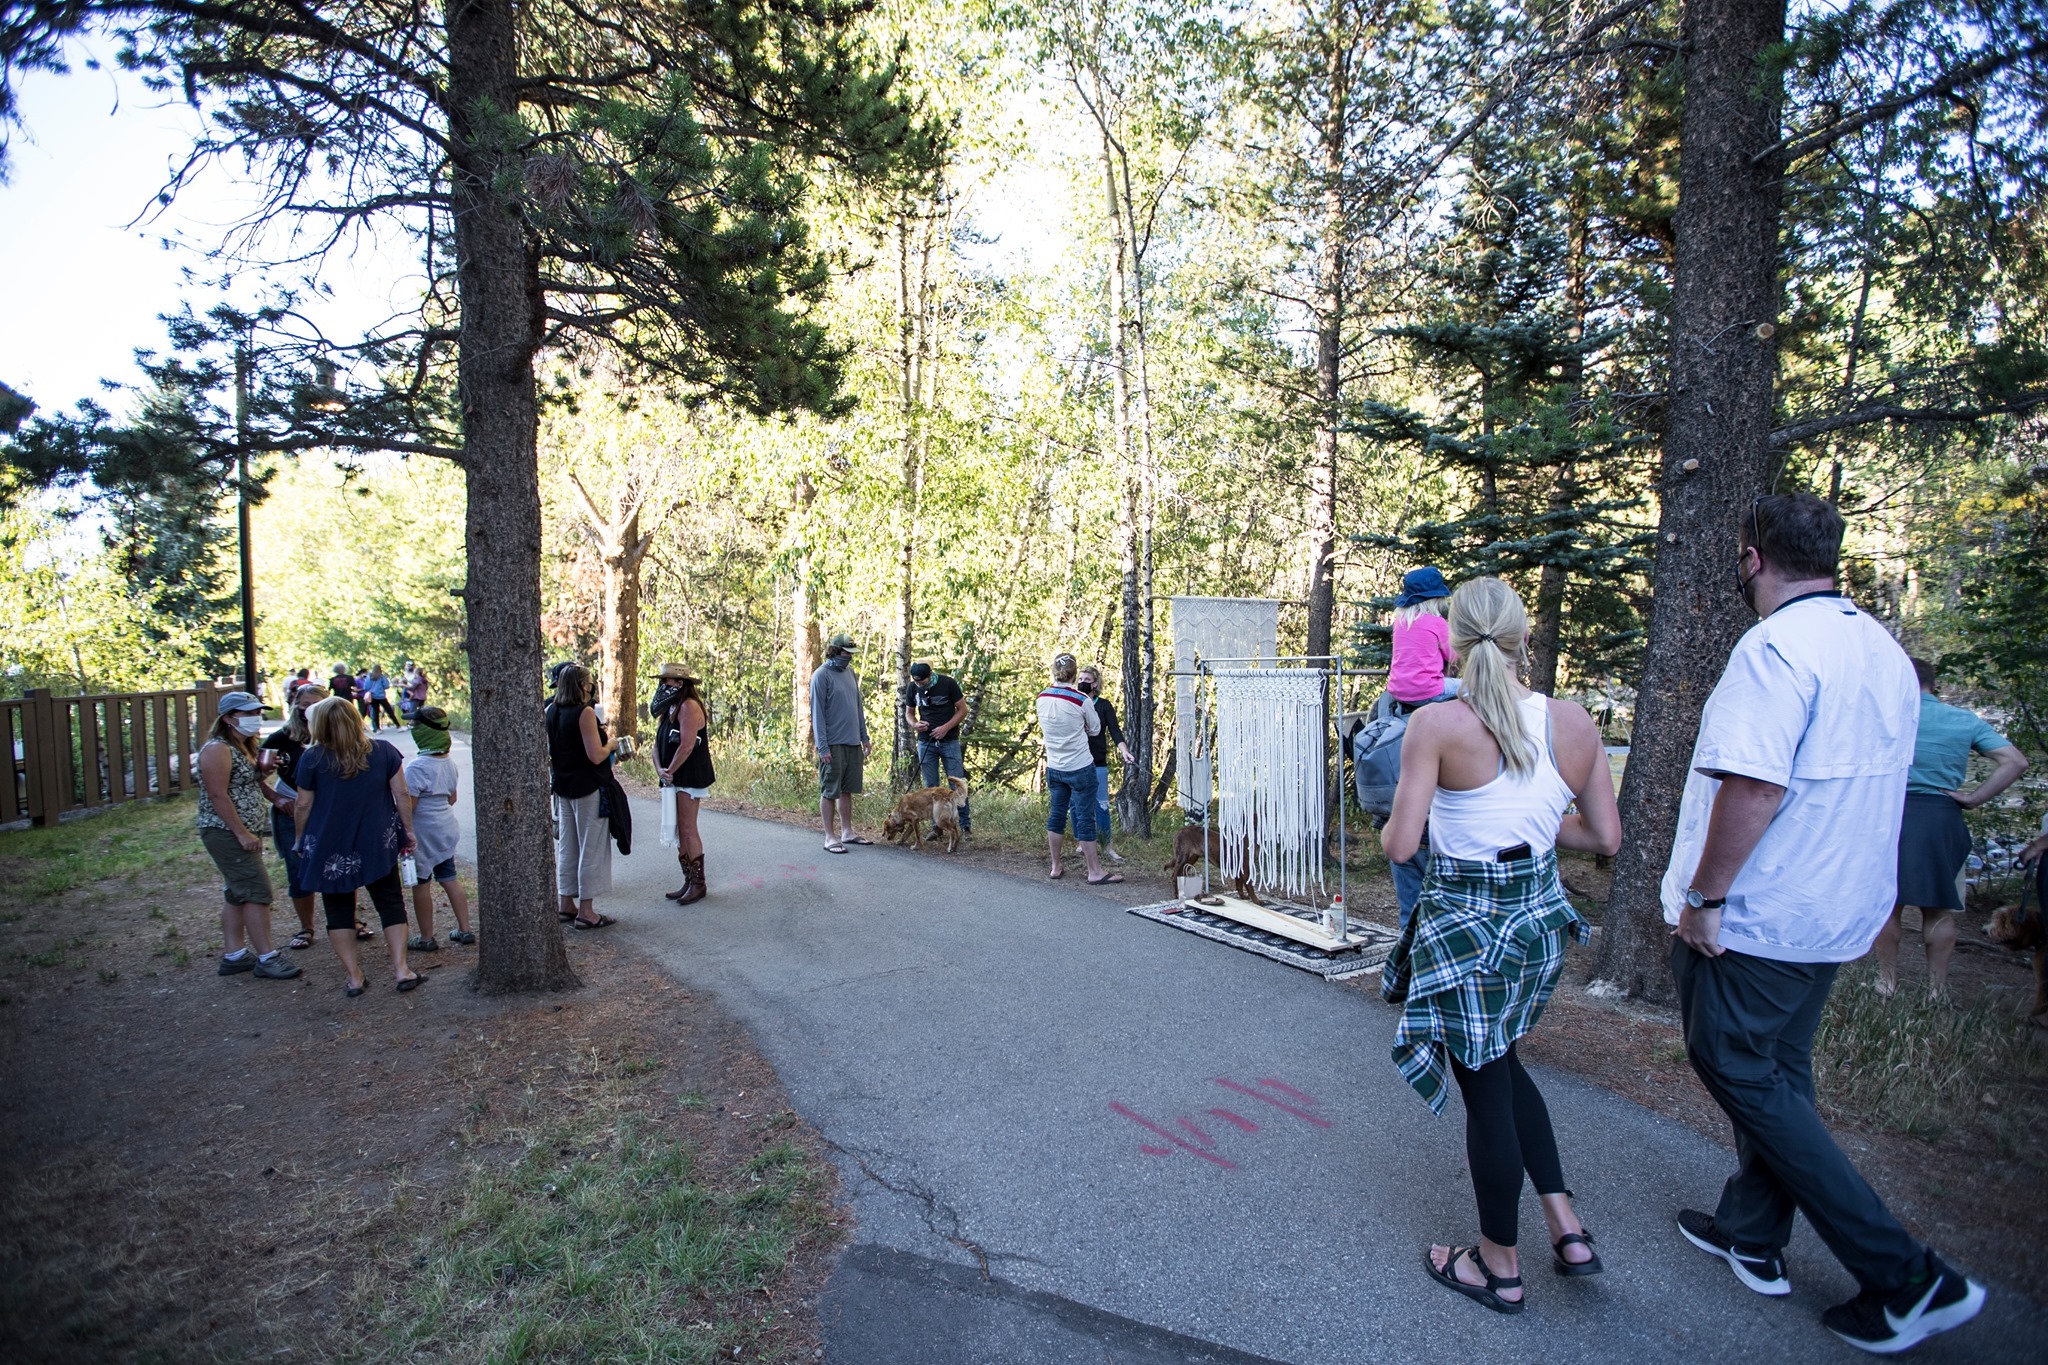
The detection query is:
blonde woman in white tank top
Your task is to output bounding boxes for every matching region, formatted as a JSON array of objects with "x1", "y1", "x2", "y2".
[{"x1": 1380, "y1": 576, "x2": 1623, "y2": 1314}]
